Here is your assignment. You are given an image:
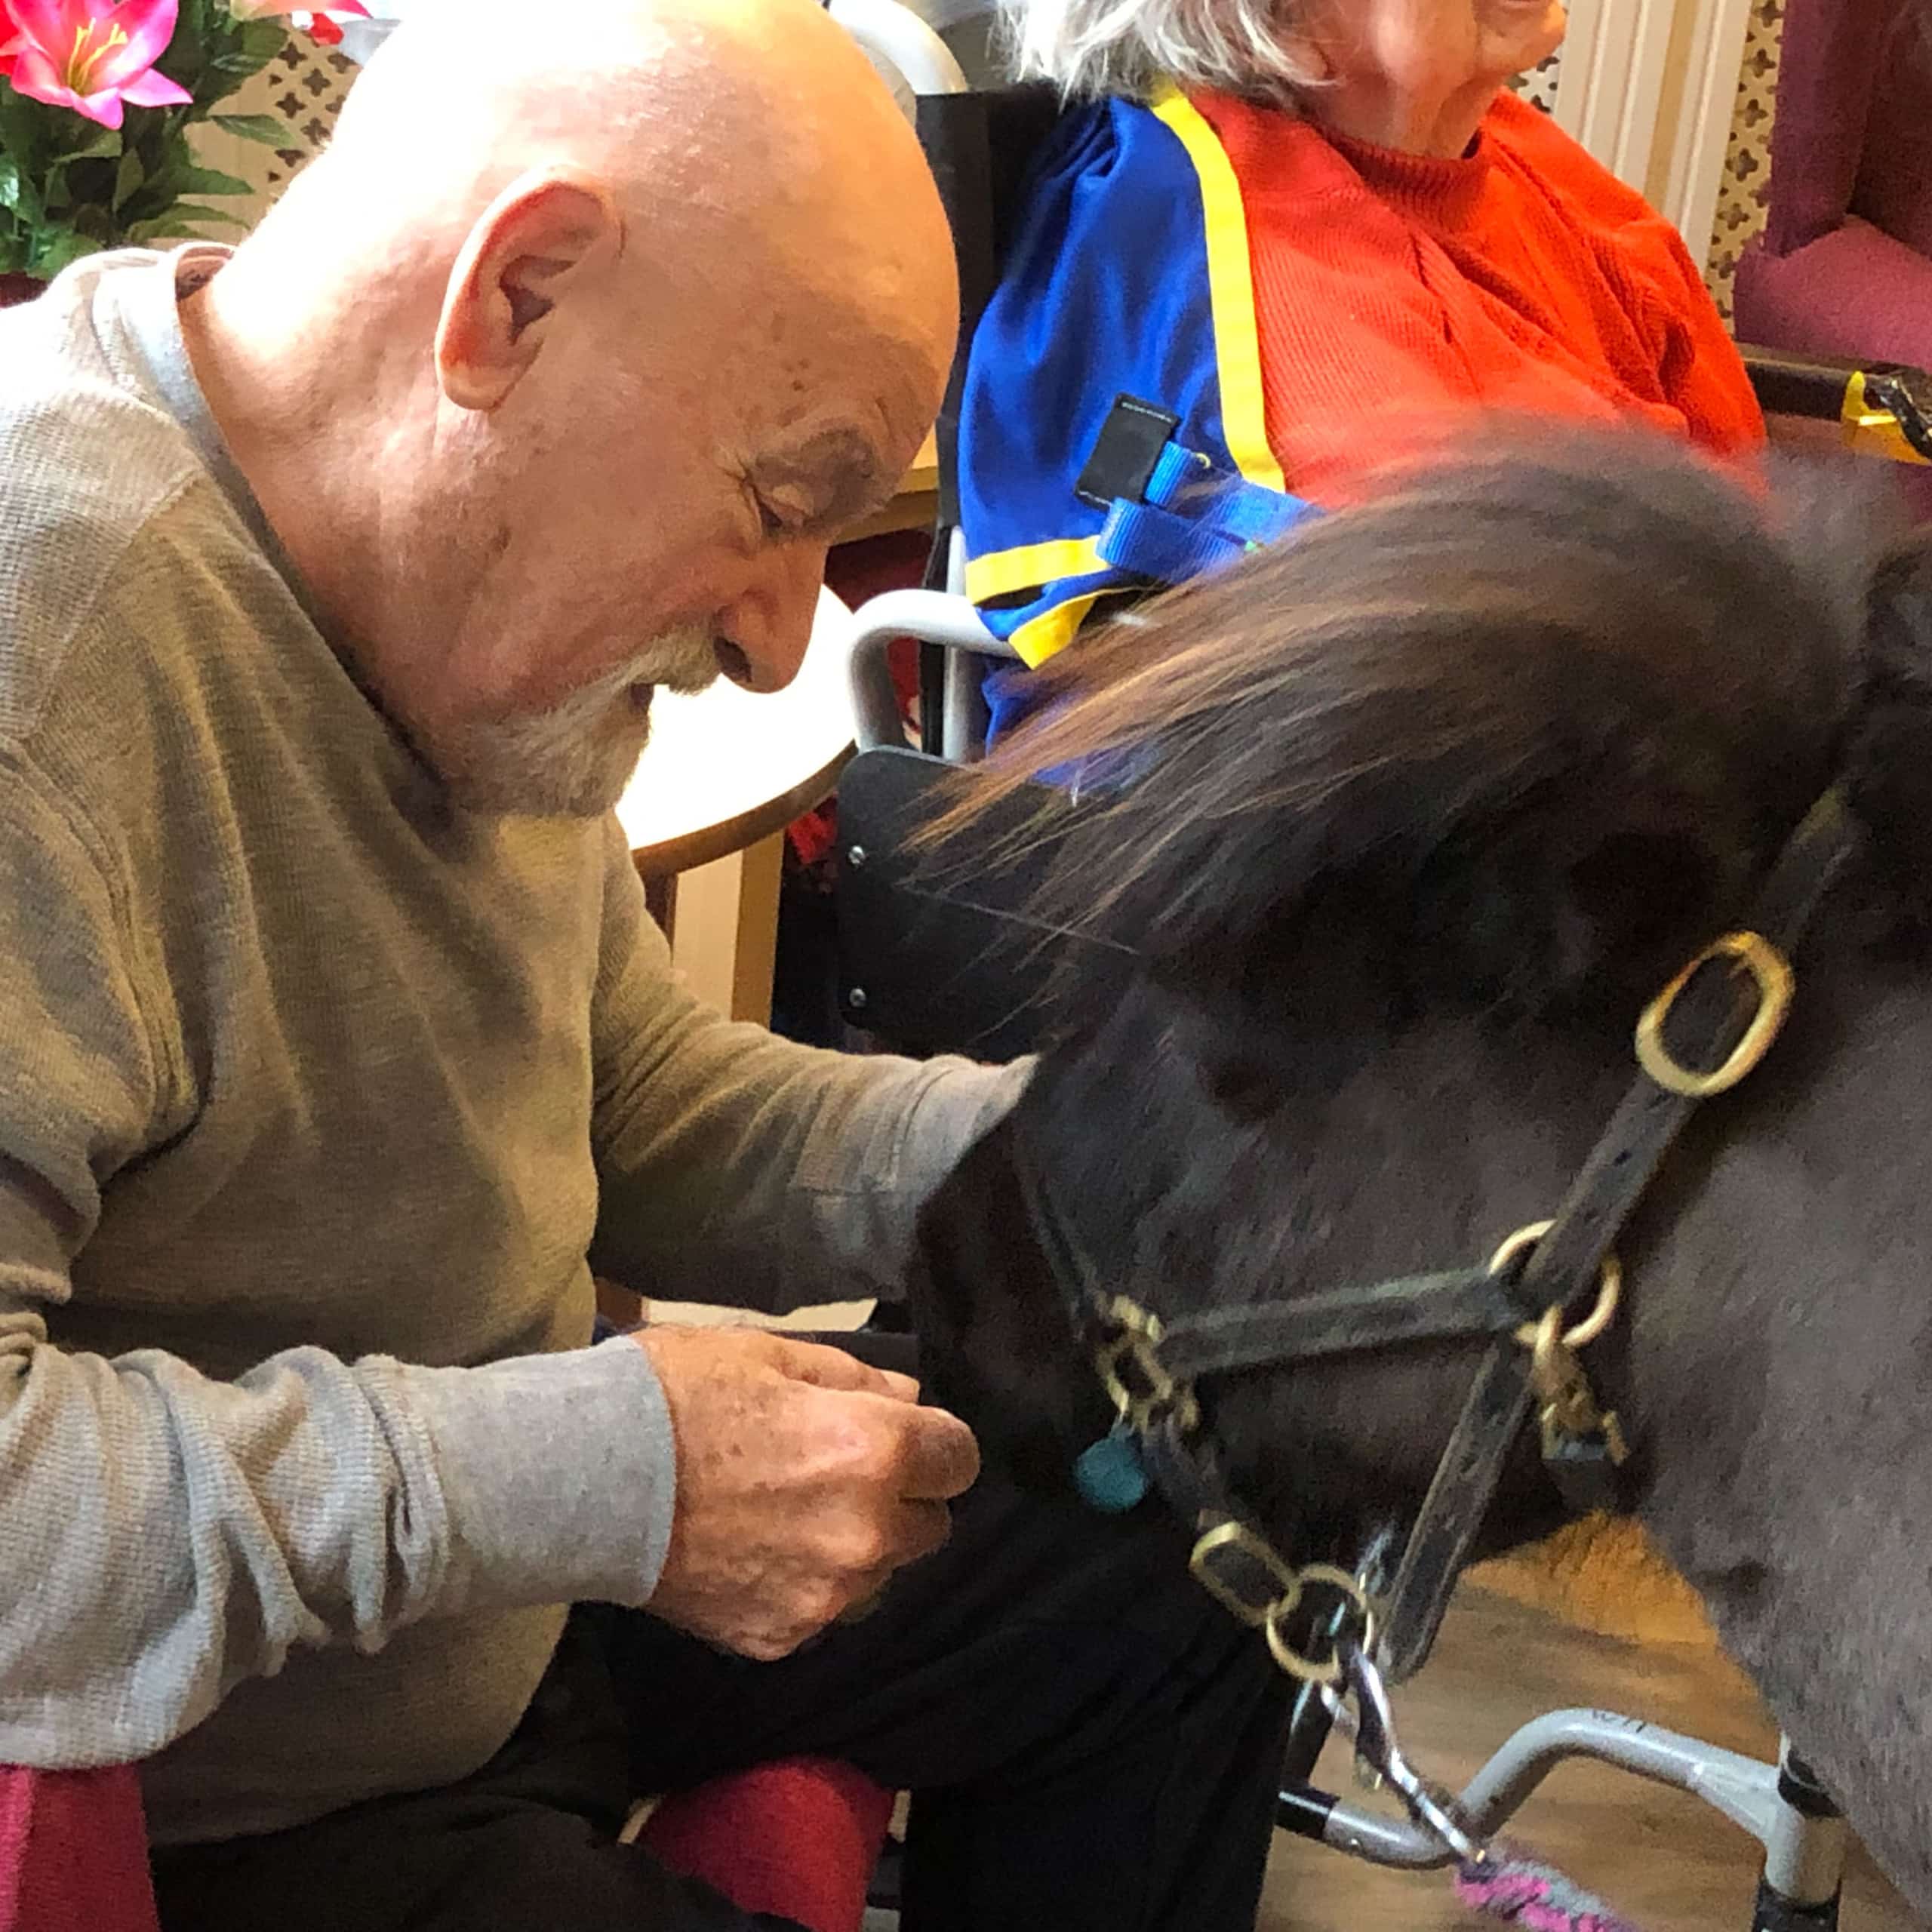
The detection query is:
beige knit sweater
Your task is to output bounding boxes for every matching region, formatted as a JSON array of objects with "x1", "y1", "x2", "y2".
[{"x1": 0, "y1": 248, "x2": 1025, "y2": 1844}]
